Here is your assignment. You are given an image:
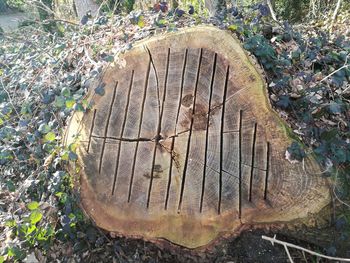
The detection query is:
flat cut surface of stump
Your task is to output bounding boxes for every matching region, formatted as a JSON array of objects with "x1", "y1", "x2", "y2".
[{"x1": 65, "y1": 26, "x2": 330, "y2": 248}]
